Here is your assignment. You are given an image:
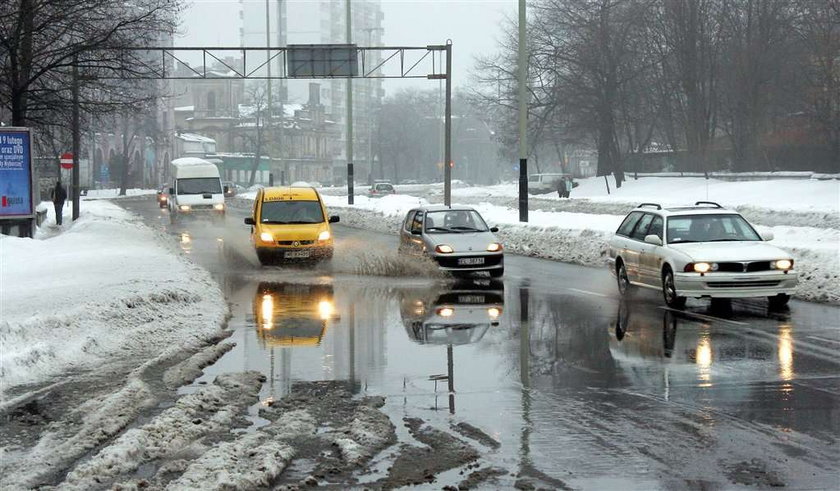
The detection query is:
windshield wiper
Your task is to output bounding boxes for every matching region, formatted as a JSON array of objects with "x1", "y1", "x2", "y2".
[
  {"x1": 707, "y1": 238, "x2": 745, "y2": 242},
  {"x1": 450, "y1": 226, "x2": 483, "y2": 232},
  {"x1": 263, "y1": 220, "x2": 318, "y2": 224},
  {"x1": 426, "y1": 226, "x2": 453, "y2": 232}
]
